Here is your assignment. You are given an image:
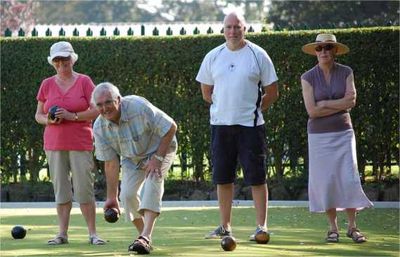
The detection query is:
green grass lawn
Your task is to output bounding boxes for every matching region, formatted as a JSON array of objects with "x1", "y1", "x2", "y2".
[{"x1": 0, "y1": 206, "x2": 399, "y2": 256}]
